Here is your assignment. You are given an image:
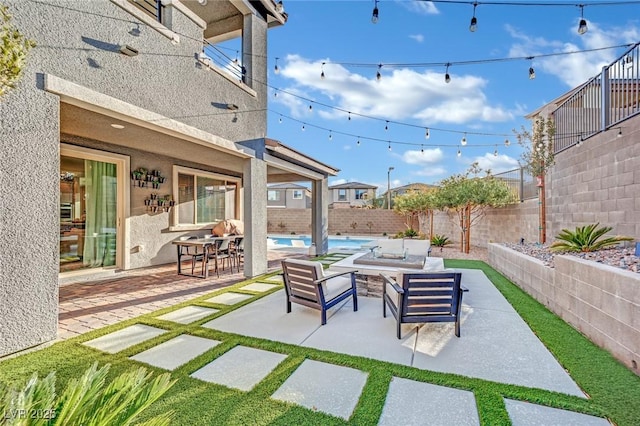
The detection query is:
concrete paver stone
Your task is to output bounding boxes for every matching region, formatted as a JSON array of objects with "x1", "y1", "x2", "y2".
[
  {"x1": 156, "y1": 306, "x2": 219, "y2": 324},
  {"x1": 271, "y1": 359, "x2": 368, "y2": 421},
  {"x1": 205, "y1": 292, "x2": 253, "y2": 305},
  {"x1": 130, "y1": 334, "x2": 220, "y2": 371},
  {"x1": 504, "y1": 399, "x2": 610, "y2": 426},
  {"x1": 190, "y1": 346, "x2": 287, "y2": 391},
  {"x1": 379, "y1": 377, "x2": 479, "y2": 426},
  {"x1": 239, "y1": 283, "x2": 280, "y2": 292},
  {"x1": 82, "y1": 324, "x2": 166, "y2": 354}
]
